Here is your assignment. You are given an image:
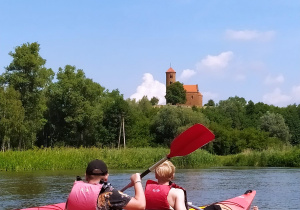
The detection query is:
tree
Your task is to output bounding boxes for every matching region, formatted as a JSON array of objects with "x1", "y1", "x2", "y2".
[
  {"x1": 0, "y1": 87, "x2": 25, "y2": 150},
  {"x1": 201, "y1": 103, "x2": 233, "y2": 129},
  {"x1": 101, "y1": 89, "x2": 131, "y2": 147},
  {"x1": 165, "y1": 82, "x2": 186, "y2": 105},
  {"x1": 205, "y1": 99, "x2": 215, "y2": 107},
  {"x1": 150, "y1": 97, "x2": 159, "y2": 106},
  {"x1": 43, "y1": 65, "x2": 105, "y2": 147},
  {"x1": 125, "y1": 97, "x2": 156, "y2": 147},
  {"x1": 137, "y1": 96, "x2": 156, "y2": 118},
  {"x1": 150, "y1": 105, "x2": 182, "y2": 146},
  {"x1": 150, "y1": 105, "x2": 208, "y2": 146},
  {"x1": 208, "y1": 123, "x2": 233, "y2": 155},
  {"x1": 244, "y1": 100, "x2": 256, "y2": 128},
  {"x1": 207, "y1": 122, "x2": 281, "y2": 155},
  {"x1": 218, "y1": 96, "x2": 247, "y2": 129},
  {"x1": 259, "y1": 112, "x2": 291, "y2": 144},
  {"x1": 0, "y1": 42, "x2": 54, "y2": 148},
  {"x1": 280, "y1": 104, "x2": 300, "y2": 145},
  {"x1": 176, "y1": 106, "x2": 209, "y2": 132}
]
